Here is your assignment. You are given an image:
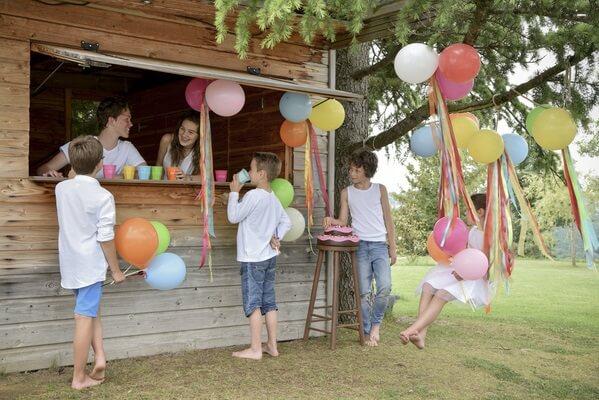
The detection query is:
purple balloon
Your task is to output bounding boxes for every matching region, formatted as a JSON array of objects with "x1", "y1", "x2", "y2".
[
  {"x1": 185, "y1": 78, "x2": 210, "y2": 111},
  {"x1": 432, "y1": 216, "x2": 468, "y2": 256},
  {"x1": 452, "y1": 248, "x2": 489, "y2": 280},
  {"x1": 436, "y1": 71, "x2": 473, "y2": 101}
]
